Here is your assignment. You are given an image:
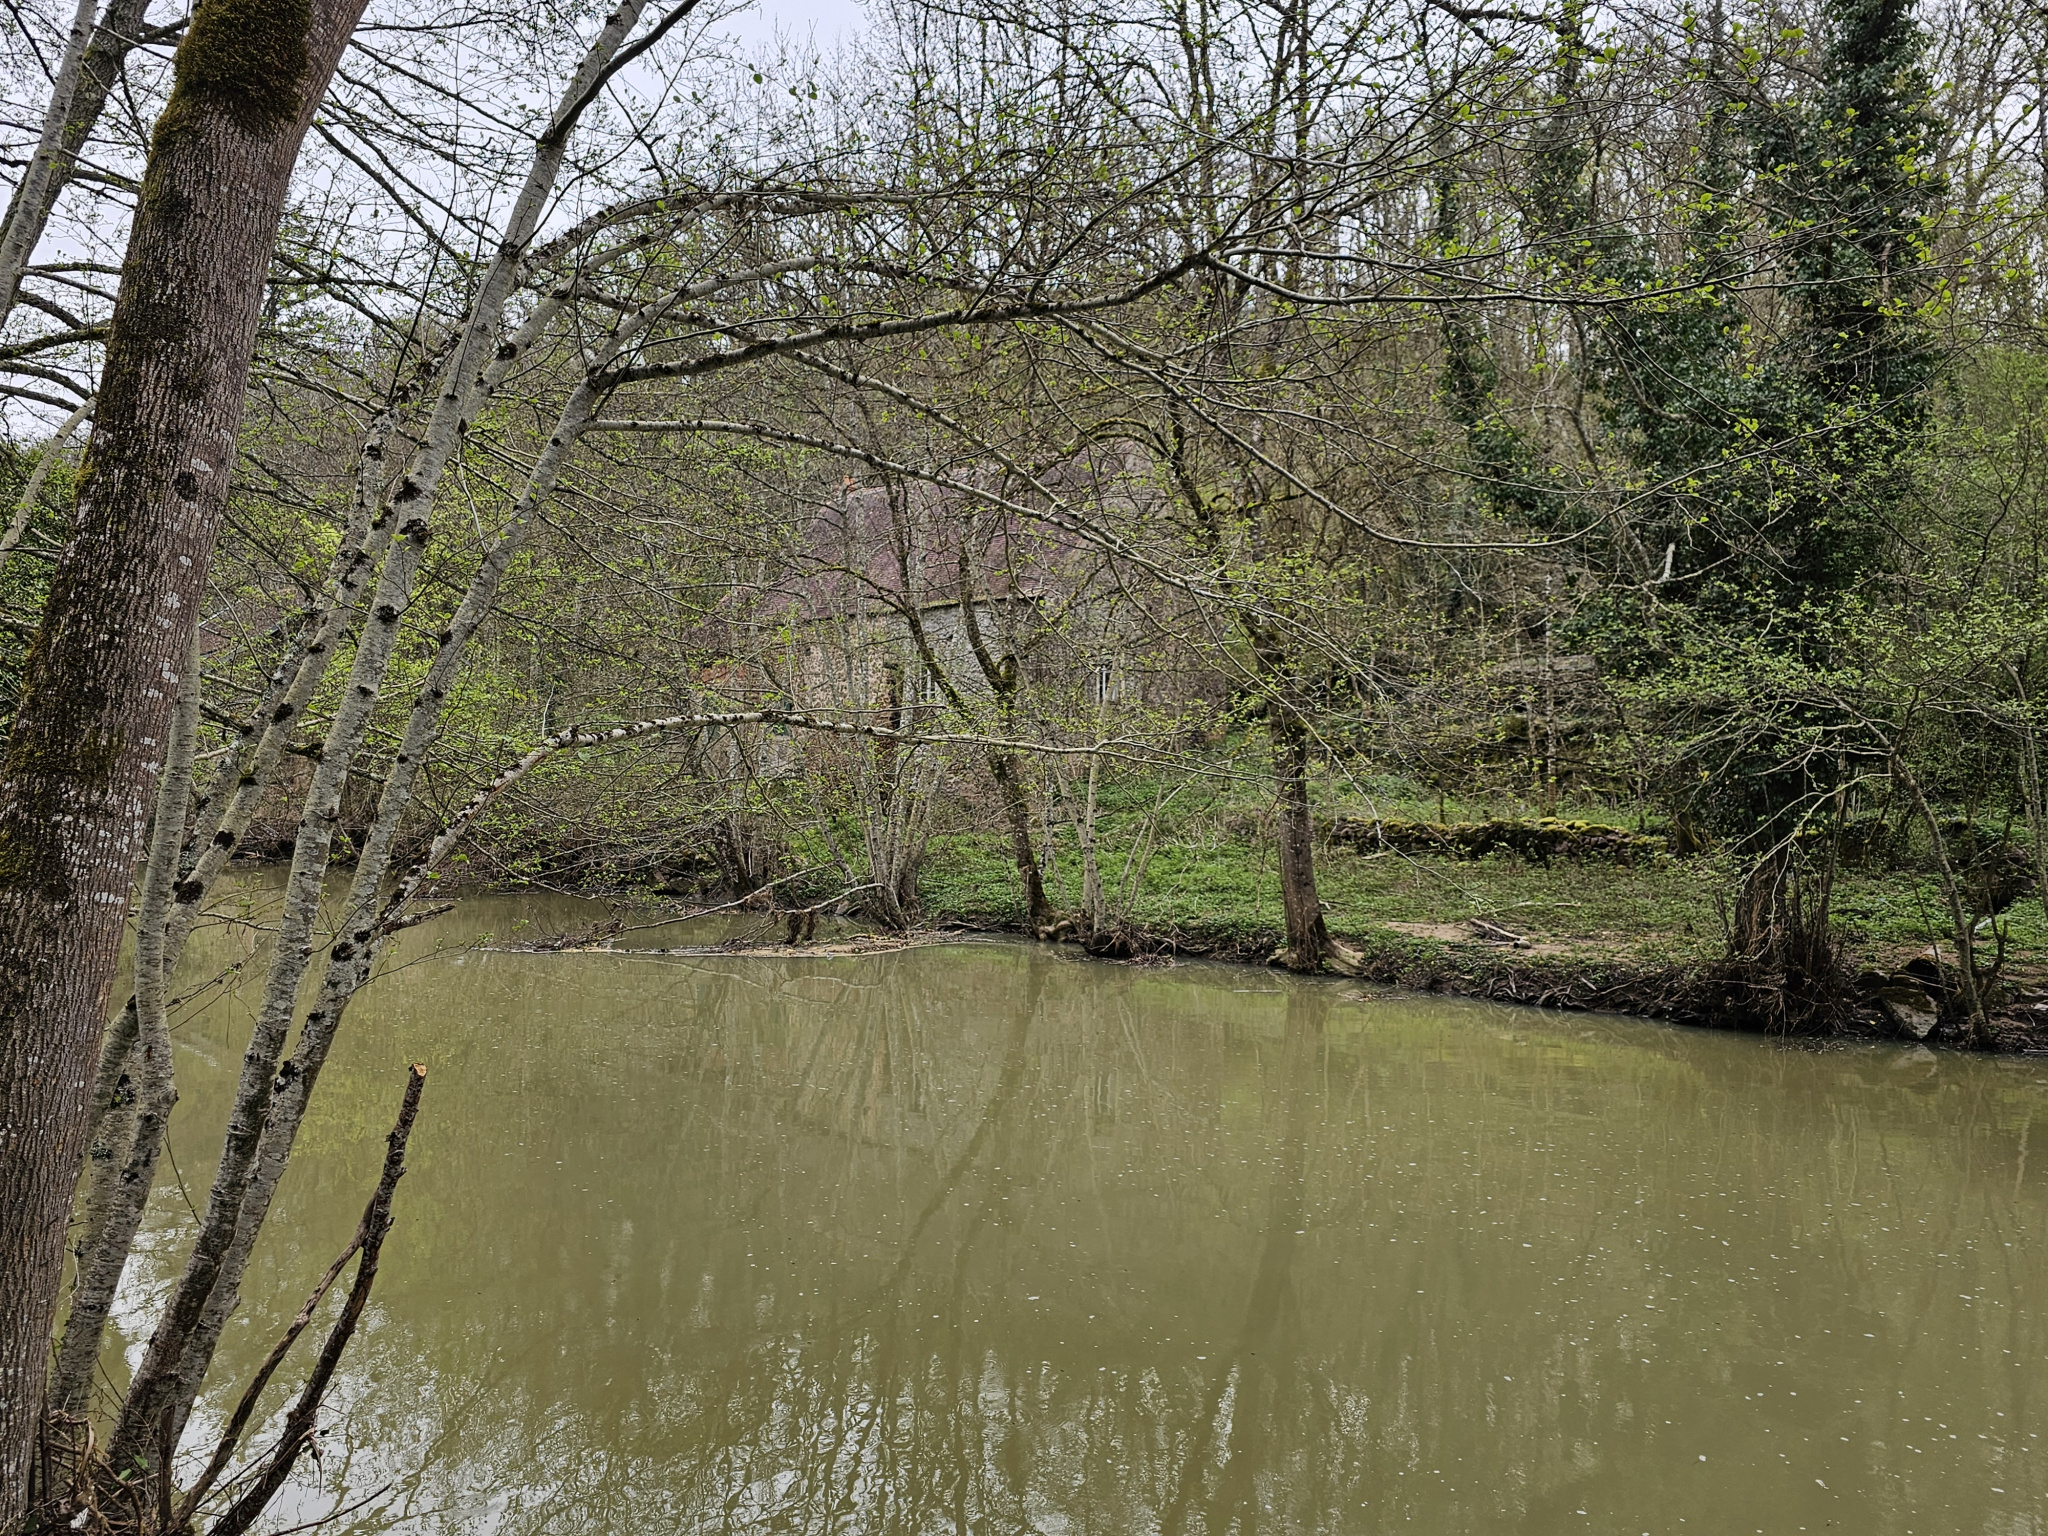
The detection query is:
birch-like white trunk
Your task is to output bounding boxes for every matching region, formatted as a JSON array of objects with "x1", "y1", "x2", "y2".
[
  {"x1": 168, "y1": 297, "x2": 559, "y2": 917},
  {"x1": 150, "y1": 265, "x2": 694, "y2": 1453},
  {"x1": 0, "y1": 0, "x2": 155, "y2": 330},
  {"x1": 0, "y1": 396, "x2": 92, "y2": 572},
  {"x1": 160, "y1": 254, "x2": 715, "y2": 1420},
  {"x1": 71, "y1": 402, "x2": 400, "y2": 1179},
  {"x1": 163, "y1": 373, "x2": 614, "y2": 1430},
  {"x1": 109, "y1": 3, "x2": 656, "y2": 1464},
  {"x1": 0, "y1": 0, "x2": 372, "y2": 1506},
  {"x1": 0, "y1": 0, "x2": 97, "y2": 323}
]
